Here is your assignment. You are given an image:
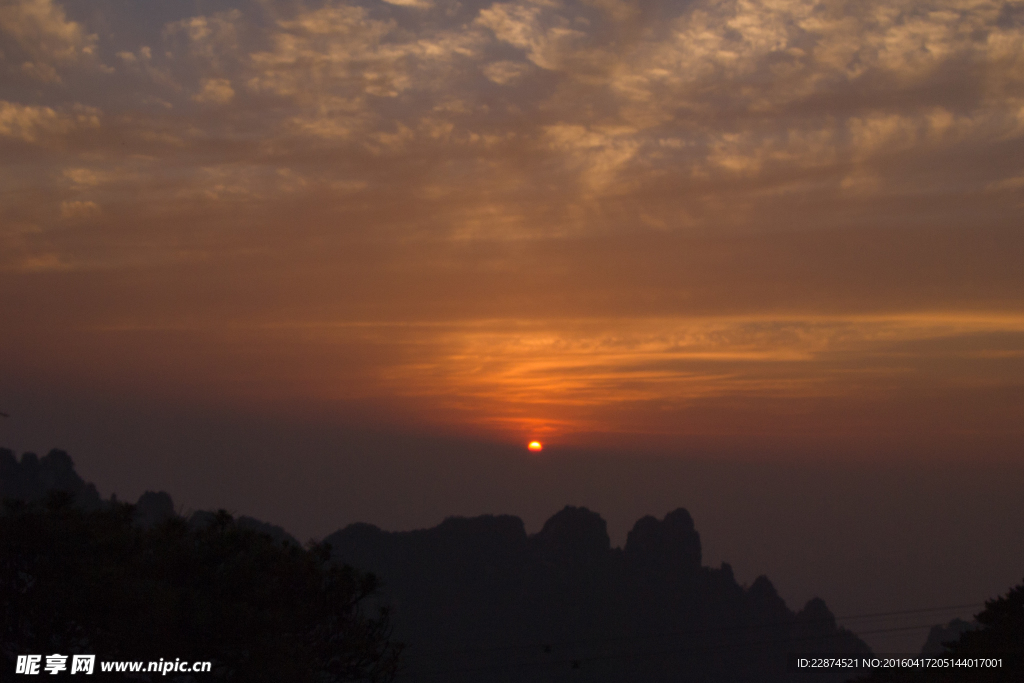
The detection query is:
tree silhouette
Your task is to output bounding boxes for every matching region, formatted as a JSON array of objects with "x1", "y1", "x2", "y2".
[
  {"x1": 856, "y1": 579, "x2": 1023, "y2": 683},
  {"x1": 1, "y1": 495, "x2": 402, "y2": 681}
]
